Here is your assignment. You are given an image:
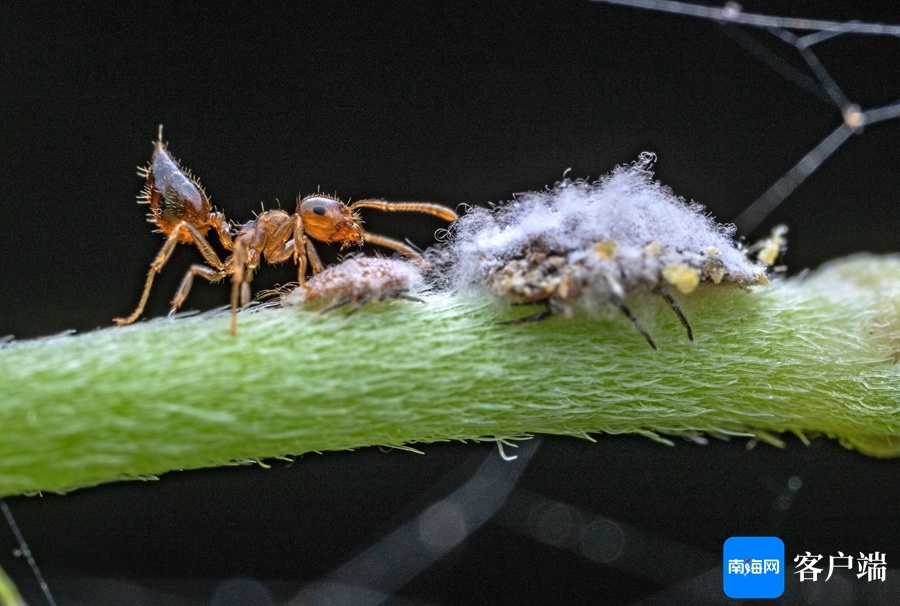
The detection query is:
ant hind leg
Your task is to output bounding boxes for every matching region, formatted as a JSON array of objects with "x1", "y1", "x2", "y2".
[{"x1": 114, "y1": 224, "x2": 185, "y2": 326}]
